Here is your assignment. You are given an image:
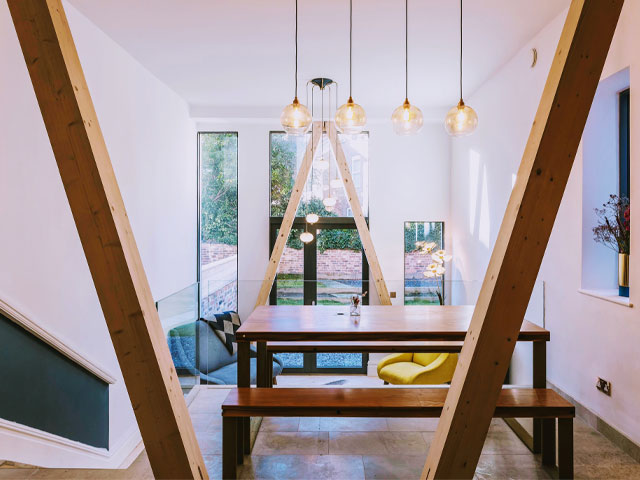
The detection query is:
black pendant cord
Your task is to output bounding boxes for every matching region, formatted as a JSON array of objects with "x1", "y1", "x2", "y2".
[
  {"x1": 294, "y1": 0, "x2": 299, "y2": 99},
  {"x1": 459, "y1": 0, "x2": 463, "y2": 102},
  {"x1": 405, "y1": 0, "x2": 408, "y2": 100},
  {"x1": 349, "y1": 0, "x2": 353, "y2": 98}
]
